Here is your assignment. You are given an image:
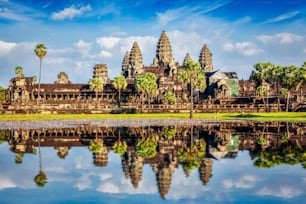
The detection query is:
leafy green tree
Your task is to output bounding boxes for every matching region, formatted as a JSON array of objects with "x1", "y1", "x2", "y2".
[
  {"x1": 178, "y1": 60, "x2": 206, "y2": 118},
  {"x1": 34, "y1": 171, "x2": 47, "y2": 187},
  {"x1": 163, "y1": 126, "x2": 176, "y2": 139},
  {"x1": 0, "y1": 86, "x2": 6, "y2": 103},
  {"x1": 256, "y1": 85, "x2": 267, "y2": 107},
  {"x1": 252, "y1": 62, "x2": 275, "y2": 111},
  {"x1": 89, "y1": 77, "x2": 104, "y2": 100},
  {"x1": 34, "y1": 43, "x2": 47, "y2": 102},
  {"x1": 88, "y1": 138, "x2": 104, "y2": 153},
  {"x1": 14, "y1": 66, "x2": 24, "y2": 77},
  {"x1": 163, "y1": 92, "x2": 176, "y2": 105},
  {"x1": 136, "y1": 134, "x2": 158, "y2": 158},
  {"x1": 113, "y1": 141, "x2": 127, "y2": 155},
  {"x1": 112, "y1": 75, "x2": 127, "y2": 107},
  {"x1": 279, "y1": 66, "x2": 300, "y2": 112},
  {"x1": 14, "y1": 153, "x2": 24, "y2": 164},
  {"x1": 136, "y1": 72, "x2": 158, "y2": 112}
]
